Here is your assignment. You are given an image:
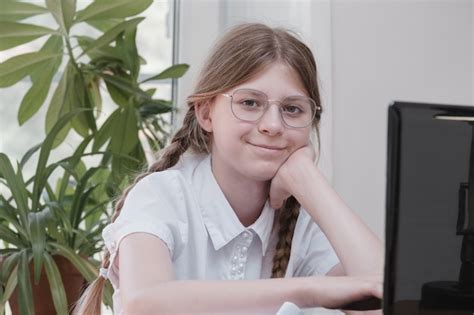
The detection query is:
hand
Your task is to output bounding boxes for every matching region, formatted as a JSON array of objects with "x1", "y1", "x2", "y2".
[
  {"x1": 269, "y1": 145, "x2": 316, "y2": 209},
  {"x1": 304, "y1": 275, "x2": 383, "y2": 310}
]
